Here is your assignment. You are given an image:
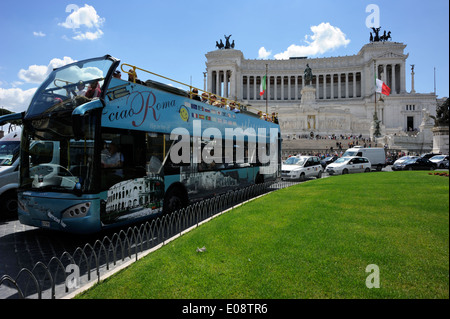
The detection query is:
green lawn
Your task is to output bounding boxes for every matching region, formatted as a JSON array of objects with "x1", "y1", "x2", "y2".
[{"x1": 77, "y1": 171, "x2": 449, "y2": 299}]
